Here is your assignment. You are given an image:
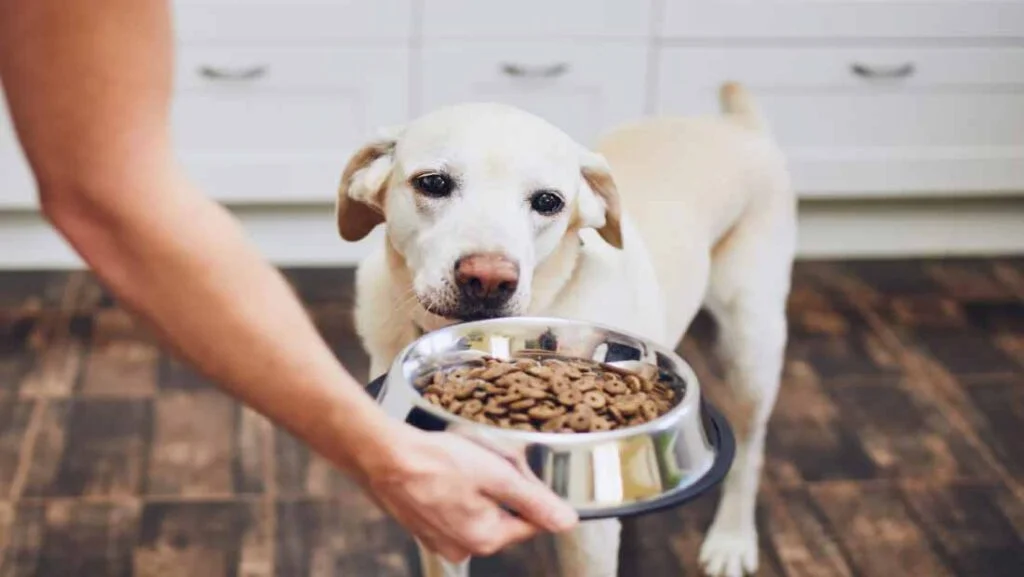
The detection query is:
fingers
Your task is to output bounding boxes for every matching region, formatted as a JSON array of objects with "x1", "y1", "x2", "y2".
[
  {"x1": 480, "y1": 466, "x2": 579, "y2": 533},
  {"x1": 489, "y1": 514, "x2": 541, "y2": 549},
  {"x1": 432, "y1": 511, "x2": 539, "y2": 560}
]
